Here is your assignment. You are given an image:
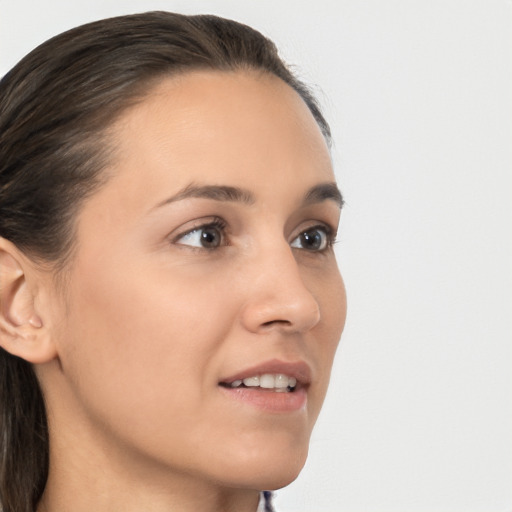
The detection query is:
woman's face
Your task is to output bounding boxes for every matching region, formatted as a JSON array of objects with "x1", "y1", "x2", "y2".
[{"x1": 43, "y1": 71, "x2": 346, "y2": 490}]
